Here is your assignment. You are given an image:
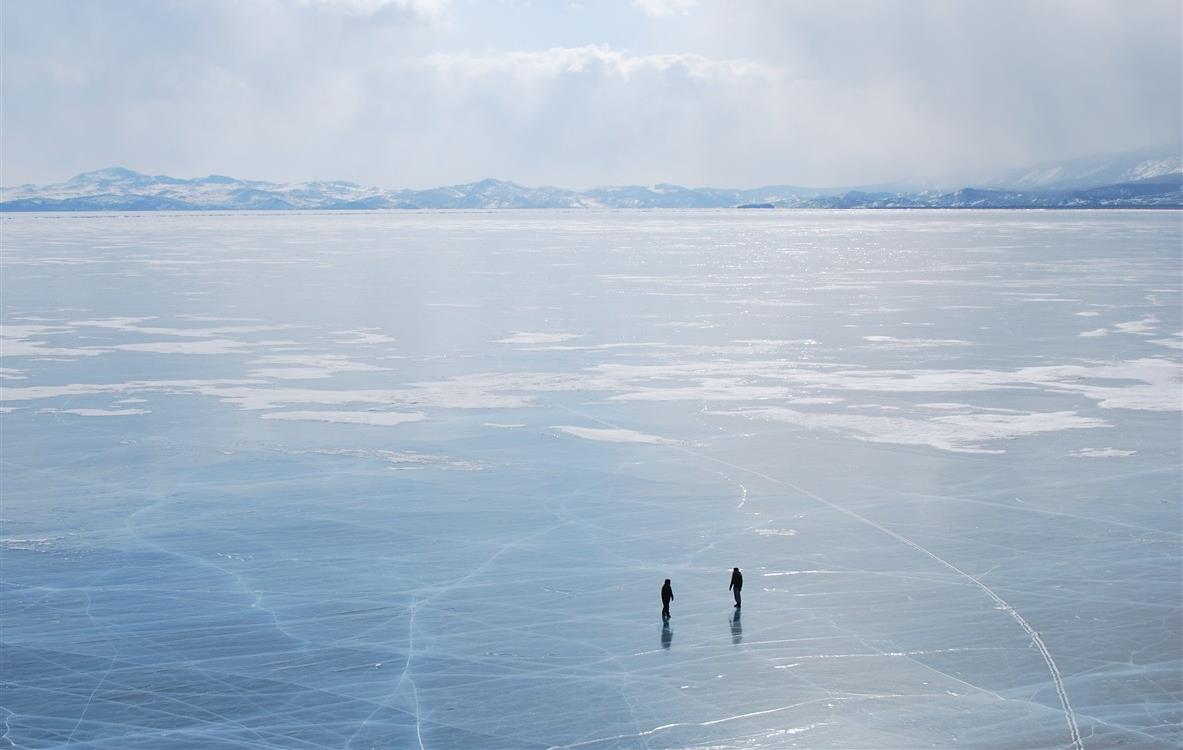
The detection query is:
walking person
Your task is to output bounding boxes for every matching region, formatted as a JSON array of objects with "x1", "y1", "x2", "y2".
[
  {"x1": 661, "y1": 579, "x2": 673, "y2": 620},
  {"x1": 729, "y1": 567, "x2": 743, "y2": 608}
]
